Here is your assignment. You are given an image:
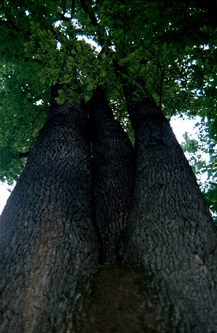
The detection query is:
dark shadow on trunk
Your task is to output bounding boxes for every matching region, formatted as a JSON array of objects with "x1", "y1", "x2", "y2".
[
  {"x1": 123, "y1": 97, "x2": 217, "y2": 332},
  {"x1": 0, "y1": 84, "x2": 100, "y2": 333},
  {"x1": 74, "y1": 262, "x2": 176, "y2": 333},
  {"x1": 86, "y1": 88, "x2": 134, "y2": 263}
]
